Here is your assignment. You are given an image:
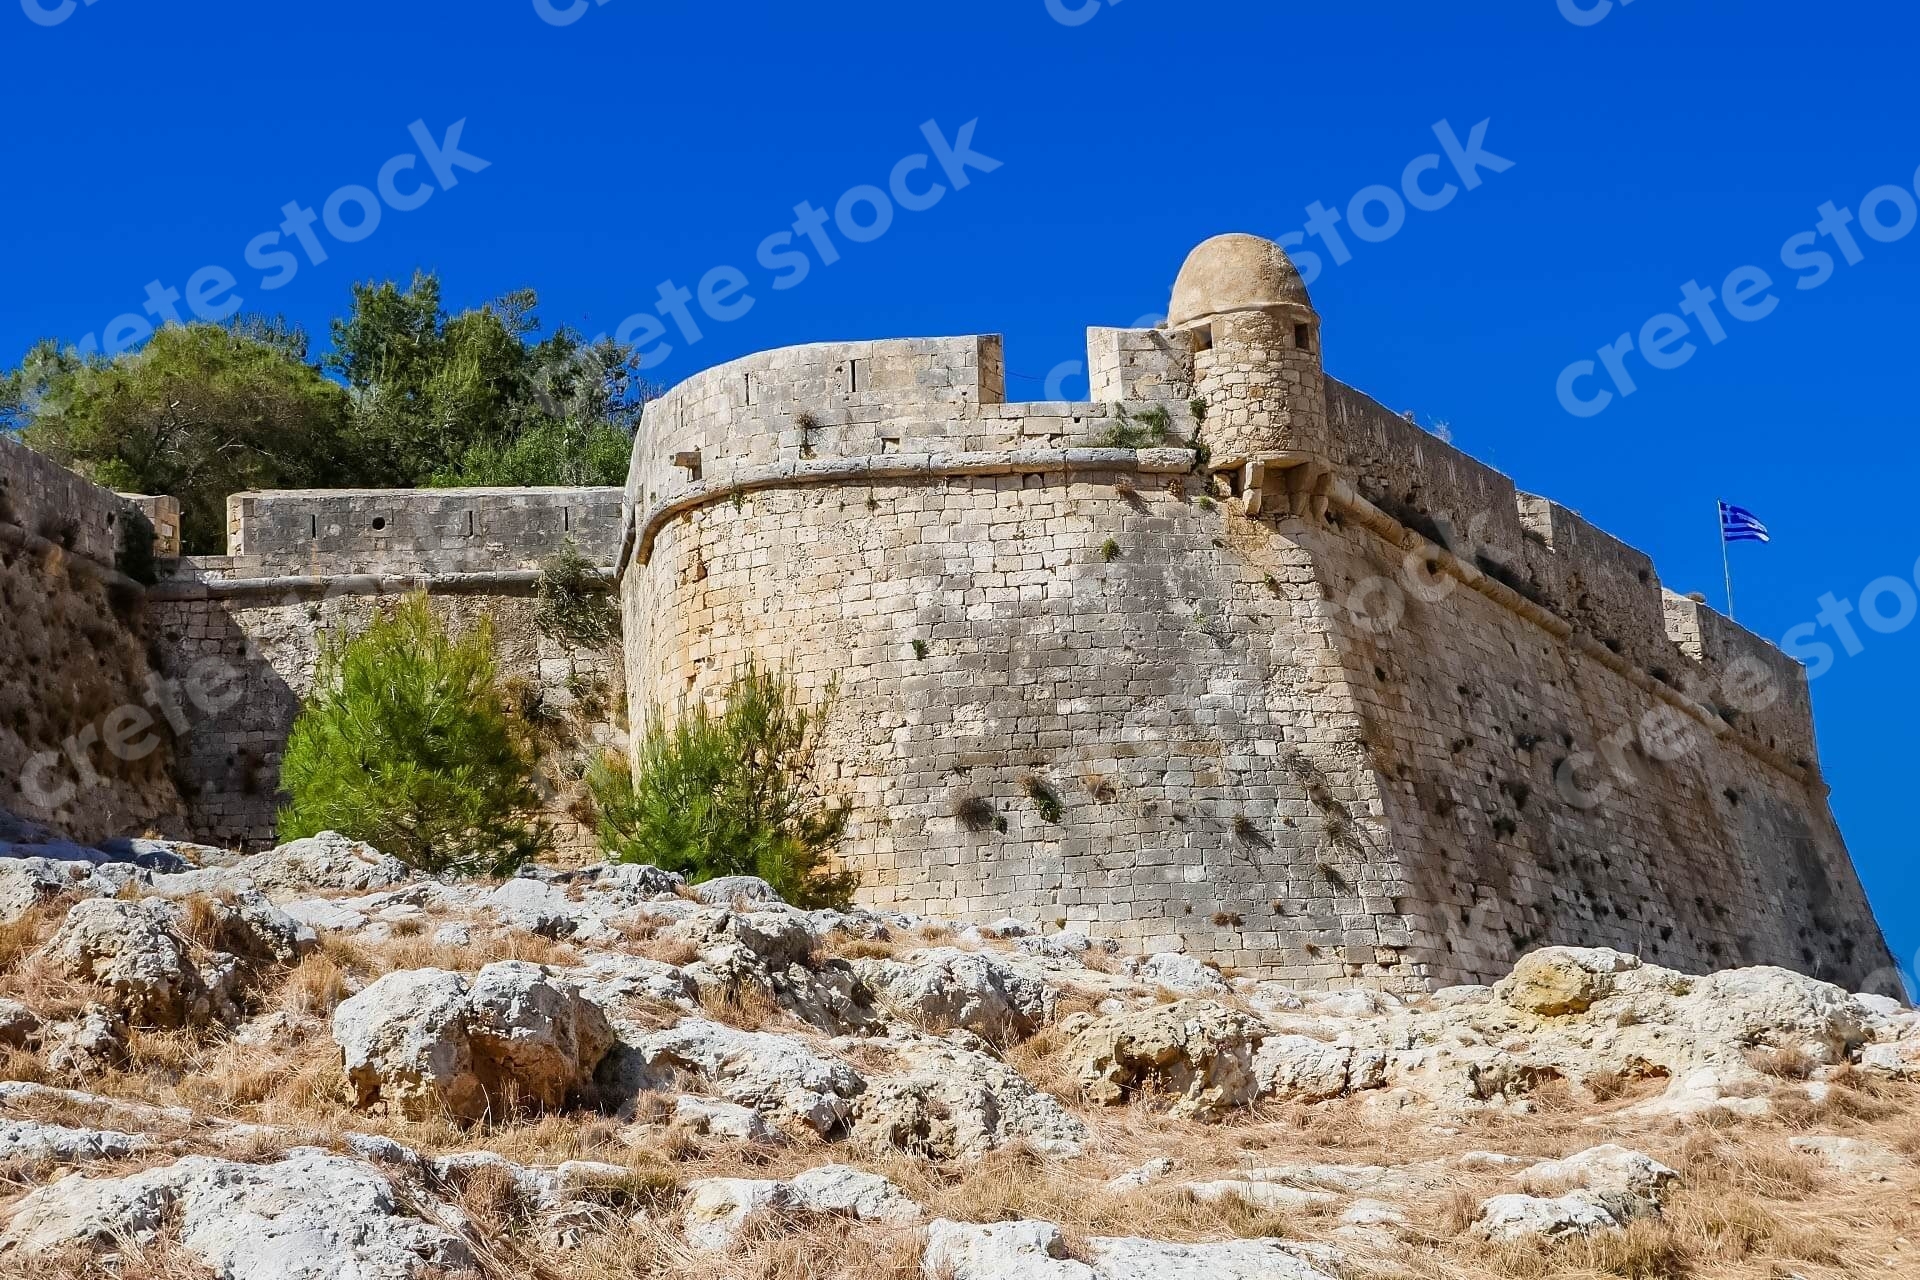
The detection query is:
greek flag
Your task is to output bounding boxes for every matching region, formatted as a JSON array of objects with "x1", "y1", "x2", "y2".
[{"x1": 1720, "y1": 501, "x2": 1771, "y2": 545}]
